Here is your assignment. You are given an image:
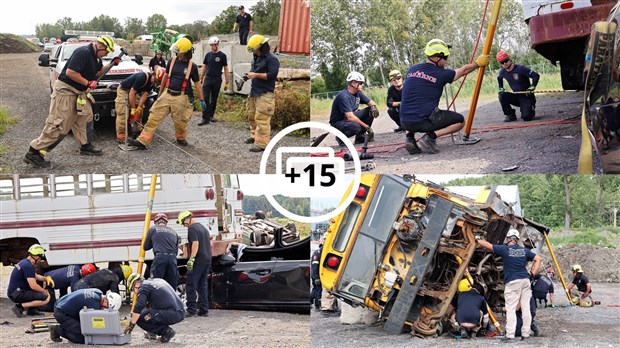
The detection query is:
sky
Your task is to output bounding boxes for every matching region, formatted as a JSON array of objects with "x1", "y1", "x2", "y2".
[{"x1": 1, "y1": 0, "x2": 260, "y2": 36}]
